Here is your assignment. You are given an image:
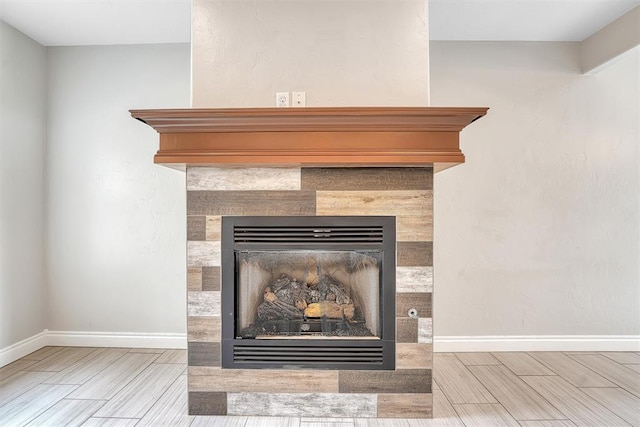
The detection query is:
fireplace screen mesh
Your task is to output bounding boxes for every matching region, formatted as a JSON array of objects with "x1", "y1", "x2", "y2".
[{"x1": 236, "y1": 250, "x2": 382, "y2": 339}]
